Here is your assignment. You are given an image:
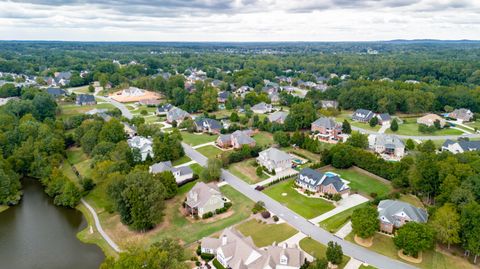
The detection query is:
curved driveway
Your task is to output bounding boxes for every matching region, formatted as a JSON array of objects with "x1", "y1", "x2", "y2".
[{"x1": 182, "y1": 143, "x2": 416, "y2": 269}]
